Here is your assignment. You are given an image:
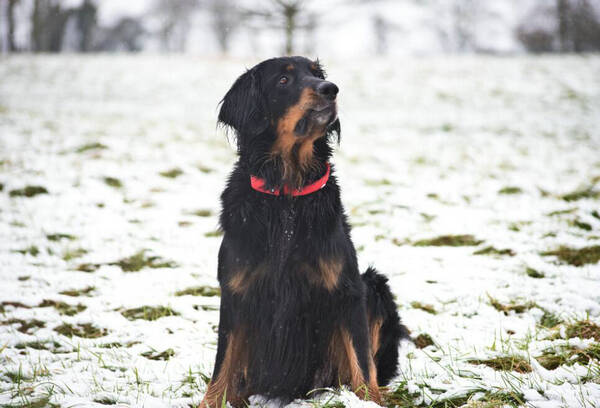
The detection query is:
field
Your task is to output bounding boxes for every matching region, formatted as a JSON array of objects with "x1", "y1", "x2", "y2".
[{"x1": 1, "y1": 55, "x2": 599, "y2": 408}]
